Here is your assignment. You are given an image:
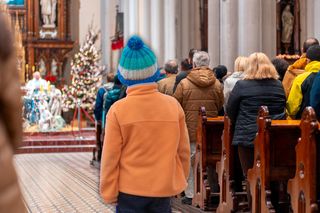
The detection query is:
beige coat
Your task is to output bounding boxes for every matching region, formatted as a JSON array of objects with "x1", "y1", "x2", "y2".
[
  {"x1": 0, "y1": 18, "x2": 26, "y2": 212},
  {"x1": 157, "y1": 74, "x2": 177, "y2": 96},
  {"x1": 173, "y1": 67, "x2": 223, "y2": 143}
]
